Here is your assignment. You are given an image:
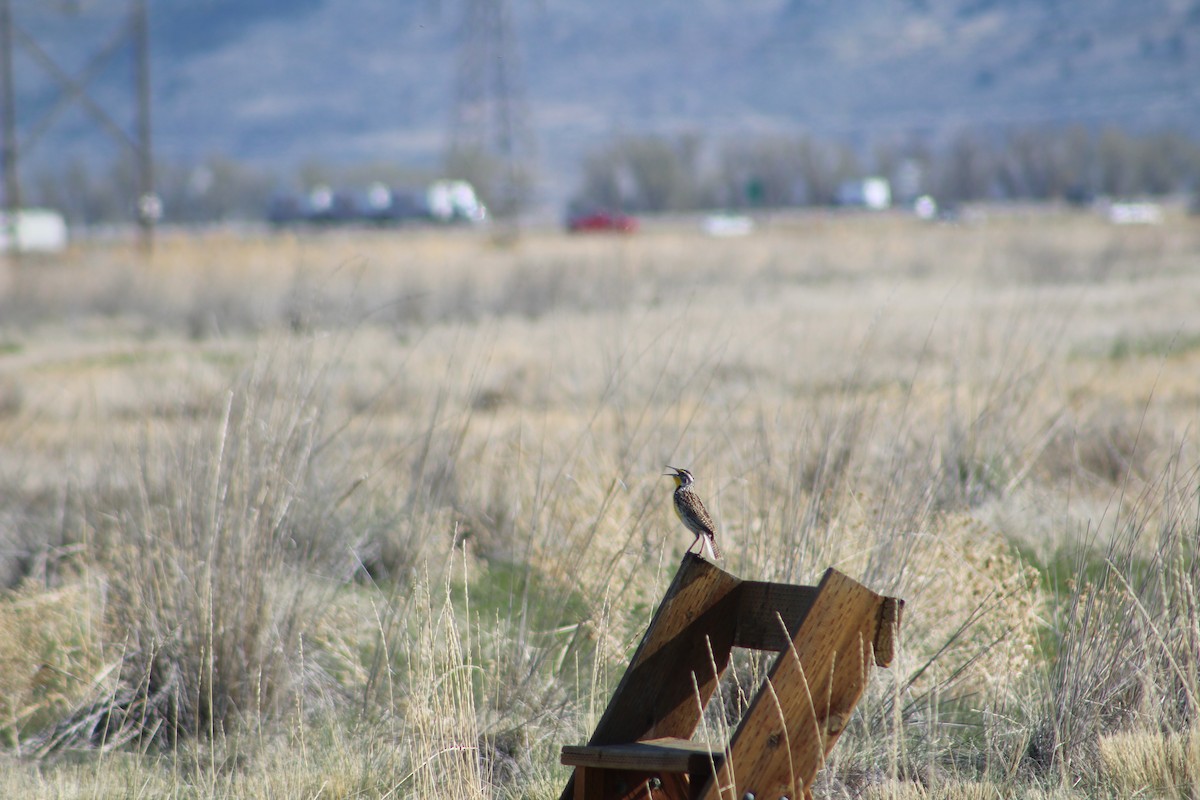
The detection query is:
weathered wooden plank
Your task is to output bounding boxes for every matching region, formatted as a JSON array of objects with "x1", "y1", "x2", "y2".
[
  {"x1": 561, "y1": 737, "x2": 724, "y2": 773},
  {"x1": 572, "y1": 764, "x2": 697, "y2": 800},
  {"x1": 873, "y1": 596, "x2": 904, "y2": 667},
  {"x1": 560, "y1": 557, "x2": 903, "y2": 800},
  {"x1": 698, "y1": 568, "x2": 885, "y2": 800},
  {"x1": 559, "y1": 553, "x2": 741, "y2": 800},
  {"x1": 590, "y1": 554, "x2": 741, "y2": 743},
  {"x1": 733, "y1": 580, "x2": 818, "y2": 651},
  {"x1": 574, "y1": 765, "x2": 606, "y2": 800}
]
